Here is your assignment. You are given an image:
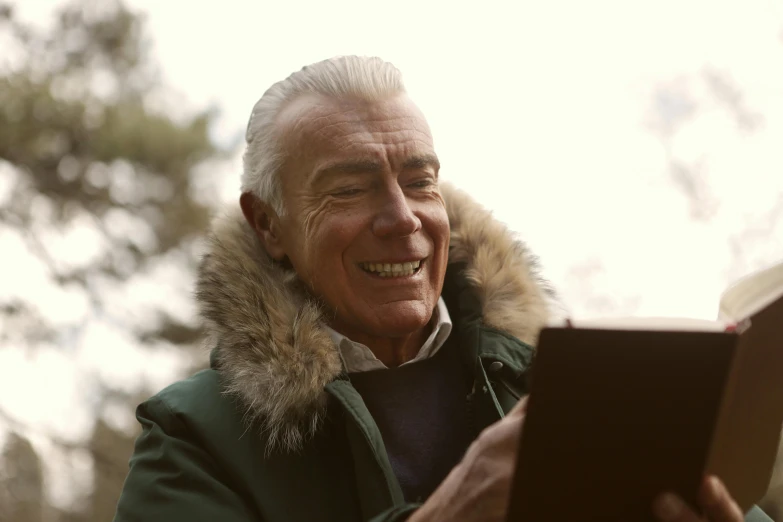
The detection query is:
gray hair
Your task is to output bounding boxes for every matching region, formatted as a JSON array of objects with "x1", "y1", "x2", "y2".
[{"x1": 241, "y1": 56, "x2": 406, "y2": 215}]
